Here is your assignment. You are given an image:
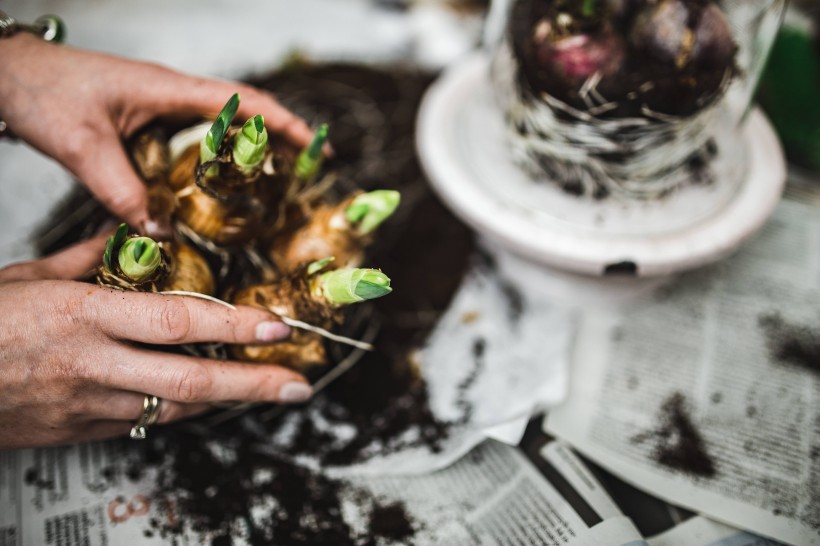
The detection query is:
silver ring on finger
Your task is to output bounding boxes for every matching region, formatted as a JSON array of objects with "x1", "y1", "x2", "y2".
[{"x1": 129, "y1": 394, "x2": 161, "y2": 440}]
